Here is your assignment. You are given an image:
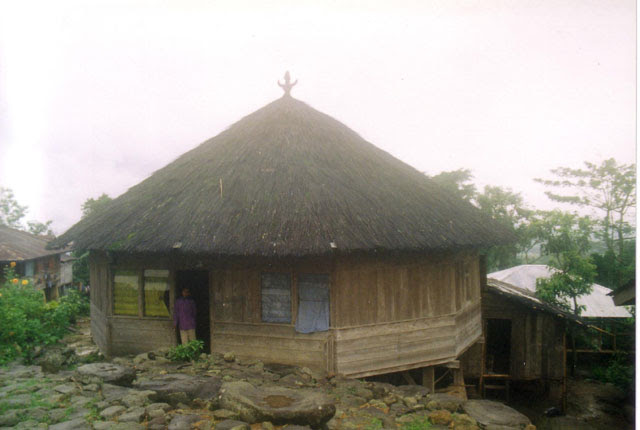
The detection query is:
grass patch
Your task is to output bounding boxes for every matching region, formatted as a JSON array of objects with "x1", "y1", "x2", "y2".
[{"x1": 401, "y1": 416, "x2": 432, "y2": 430}]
